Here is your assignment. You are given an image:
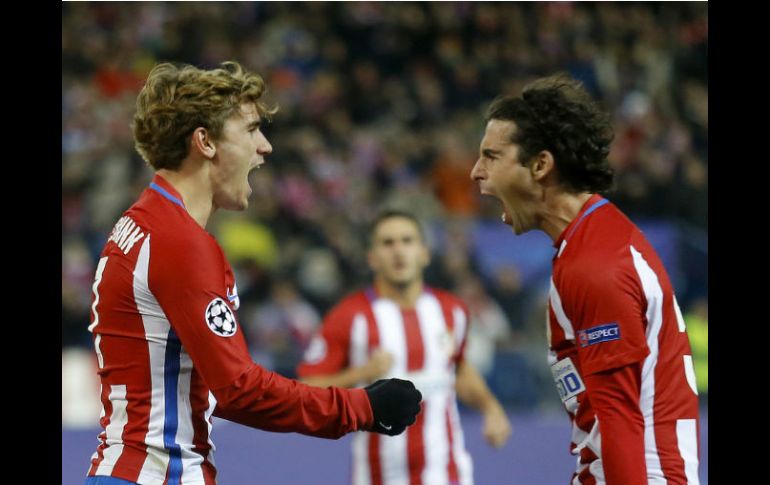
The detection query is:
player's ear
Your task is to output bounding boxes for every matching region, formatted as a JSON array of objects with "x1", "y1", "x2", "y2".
[
  {"x1": 191, "y1": 127, "x2": 216, "y2": 158},
  {"x1": 531, "y1": 150, "x2": 555, "y2": 182}
]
